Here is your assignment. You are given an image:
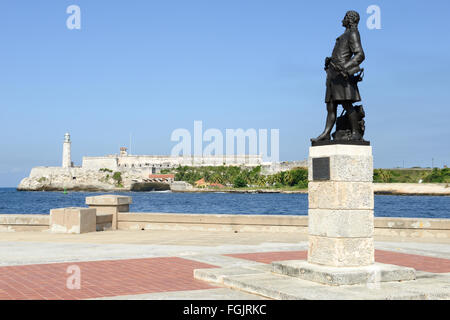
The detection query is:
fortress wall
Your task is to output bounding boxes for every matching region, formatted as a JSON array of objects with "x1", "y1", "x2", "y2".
[
  {"x1": 221, "y1": 155, "x2": 262, "y2": 166},
  {"x1": 79, "y1": 153, "x2": 296, "y2": 174},
  {"x1": 261, "y1": 160, "x2": 308, "y2": 175},
  {"x1": 115, "y1": 155, "x2": 263, "y2": 169},
  {"x1": 118, "y1": 156, "x2": 177, "y2": 169},
  {"x1": 82, "y1": 157, "x2": 118, "y2": 170},
  {"x1": 29, "y1": 167, "x2": 87, "y2": 178}
]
